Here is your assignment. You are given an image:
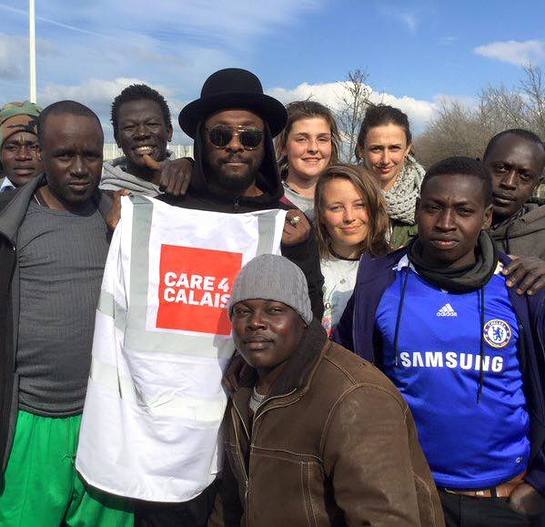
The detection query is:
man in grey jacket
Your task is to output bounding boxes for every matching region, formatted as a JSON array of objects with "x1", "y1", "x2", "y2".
[
  {"x1": 0, "y1": 100, "x2": 132, "y2": 526},
  {"x1": 484, "y1": 128, "x2": 545, "y2": 294},
  {"x1": 101, "y1": 83, "x2": 191, "y2": 196}
]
